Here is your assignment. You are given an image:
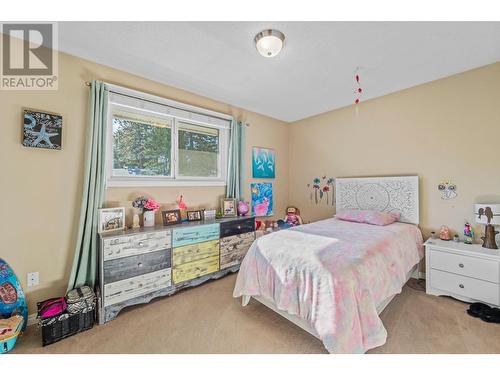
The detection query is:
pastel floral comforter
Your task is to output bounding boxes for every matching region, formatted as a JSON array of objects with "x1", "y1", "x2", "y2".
[{"x1": 233, "y1": 218, "x2": 423, "y2": 353}]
